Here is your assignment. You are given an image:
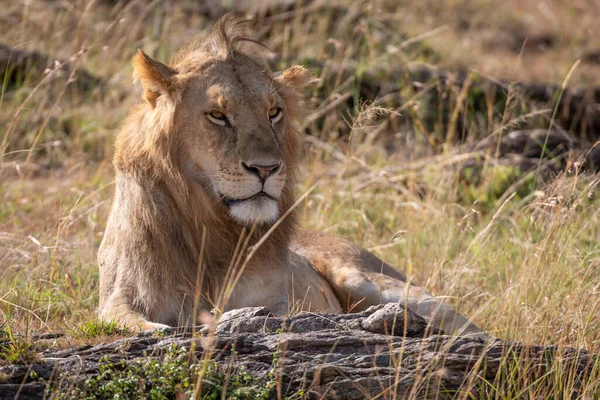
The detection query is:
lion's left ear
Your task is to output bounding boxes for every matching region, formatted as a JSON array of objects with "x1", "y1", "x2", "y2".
[
  {"x1": 274, "y1": 65, "x2": 313, "y2": 92},
  {"x1": 133, "y1": 49, "x2": 177, "y2": 108},
  {"x1": 274, "y1": 65, "x2": 313, "y2": 122}
]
